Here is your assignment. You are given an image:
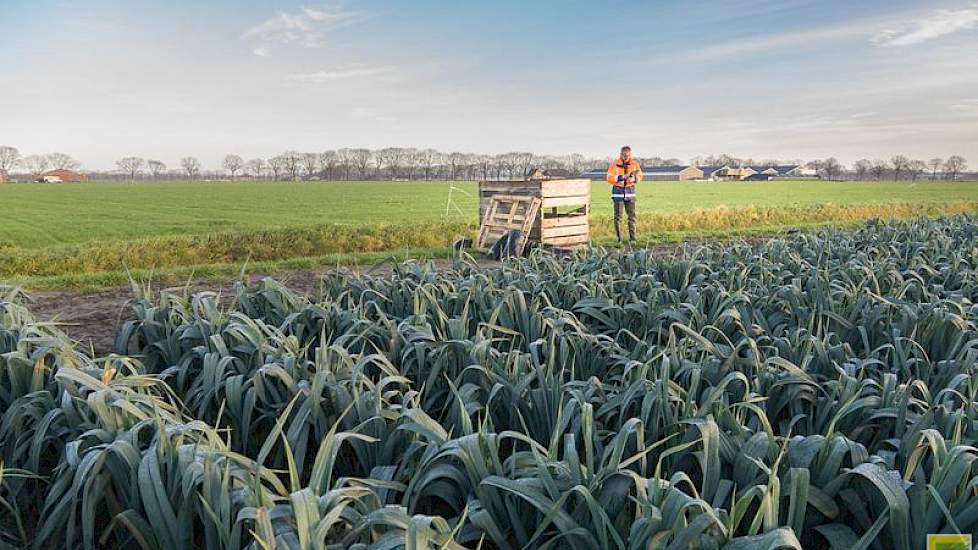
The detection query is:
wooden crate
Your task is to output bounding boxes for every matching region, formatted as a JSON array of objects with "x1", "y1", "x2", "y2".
[{"x1": 478, "y1": 179, "x2": 591, "y2": 249}]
